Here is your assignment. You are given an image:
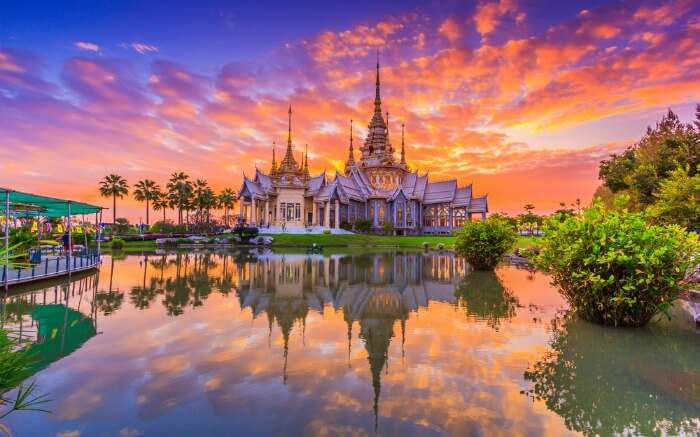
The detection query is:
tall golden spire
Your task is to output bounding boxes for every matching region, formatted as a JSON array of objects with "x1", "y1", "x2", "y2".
[
  {"x1": 279, "y1": 105, "x2": 300, "y2": 173},
  {"x1": 374, "y1": 50, "x2": 382, "y2": 116},
  {"x1": 303, "y1": 143, "x2": 310, "y2": 177},
  {"x1": 287, "y1": 105, "x2": 292, "y2": 147},
  {"x1": 270, "y1": 141, "x2": 278, "y2": 174},
  {"x1": 345, "y1": 119, "x2": 356, "y2": 173},
  {"x1": 400, "y1": 123, "x2": 406, "y2": 165}
]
